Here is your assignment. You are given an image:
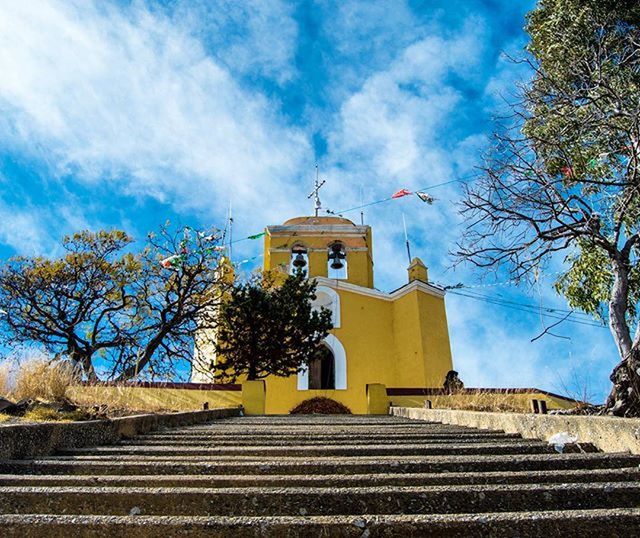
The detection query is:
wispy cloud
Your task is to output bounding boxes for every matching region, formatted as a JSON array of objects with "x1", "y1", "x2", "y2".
[{"x1": 0, "y1": 0, "x2": 310, "y2": 224}]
